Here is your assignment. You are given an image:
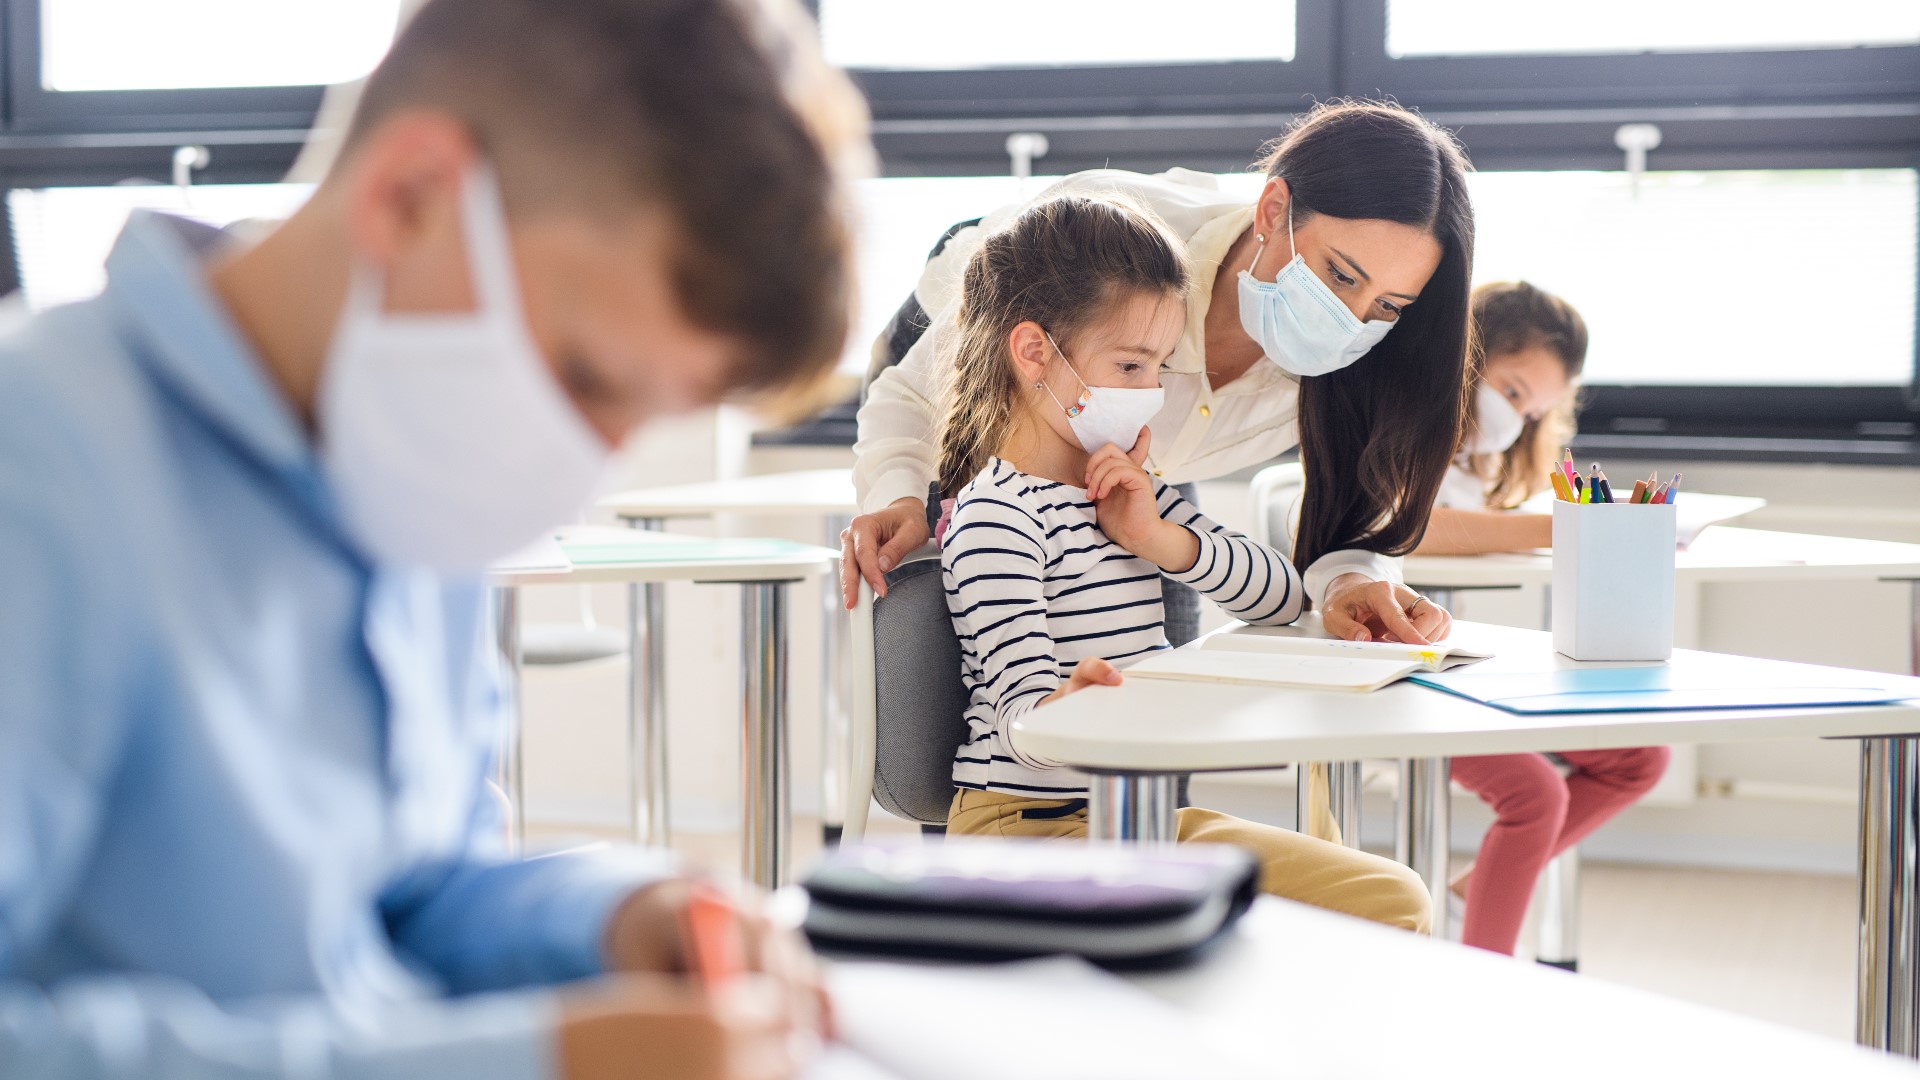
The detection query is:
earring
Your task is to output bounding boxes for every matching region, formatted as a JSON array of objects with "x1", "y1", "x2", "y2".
[{"x1": 1255, "y1": 233, "x2": 1265, "y2": 243}]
